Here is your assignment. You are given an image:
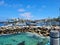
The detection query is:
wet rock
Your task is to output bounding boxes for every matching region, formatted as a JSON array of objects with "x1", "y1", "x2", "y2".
[
  {"x1": 12, "y1": 39, "x2": 17, "y2": 42},
  {"x1": 37, "y1": 42, "x2": 41, "y2": 45},
  {"x1": 0, "y1": 42, "x2": 4, "y2": 45},
  {"x1": 17, "y1": 41, "x2": 25, "y2": 45},
  {"x1": 5, "y1": 44, "x2": 12, "y2": 45},
  {"x1": 37, "y1": 42, "x2": 44, "y2": 45}
]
